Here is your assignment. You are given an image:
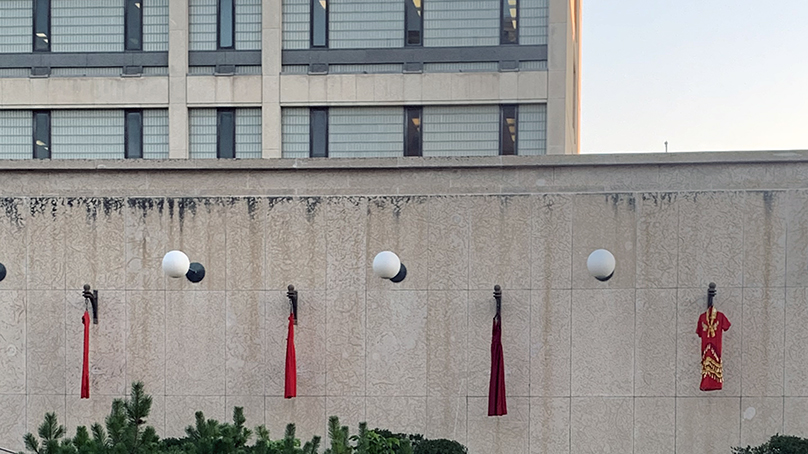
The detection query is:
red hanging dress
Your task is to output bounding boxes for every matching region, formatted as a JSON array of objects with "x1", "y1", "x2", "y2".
[
  {"x1": 696, "y1": 307, "x2": 731, "y2": 391},
  {"x1": 81, "y1": 310, "x2": 91, "y2": 399},
  {"x1": 488, "y1": 314, "x2": 507, "y2": 416},
  {"x1": 284, "y1": 313, "x2": 297, "y2": 399}
]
